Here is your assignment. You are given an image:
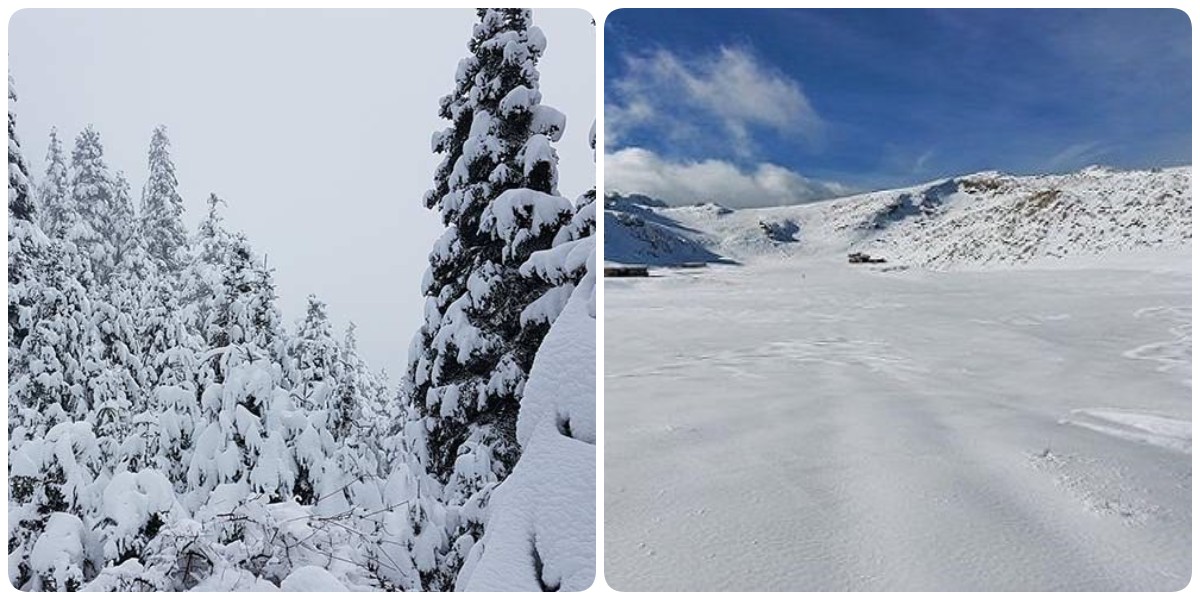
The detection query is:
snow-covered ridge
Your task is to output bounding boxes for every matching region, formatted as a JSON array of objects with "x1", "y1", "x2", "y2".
[{"x1": 605, "y1": 165, "x2": 1191, "y2": 268}]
